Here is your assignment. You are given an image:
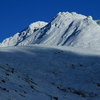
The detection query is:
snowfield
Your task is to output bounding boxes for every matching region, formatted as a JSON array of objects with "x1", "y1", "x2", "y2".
[
  {"x1": 0, "y1": 45, "x2": 100, "y2": 100},
  {"x1": 0, "y1": 11, "x2": 100, "y2": 100}
]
